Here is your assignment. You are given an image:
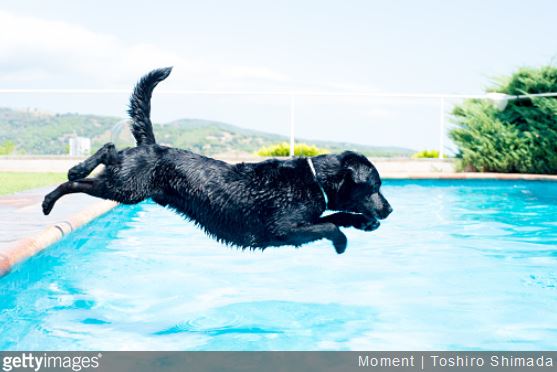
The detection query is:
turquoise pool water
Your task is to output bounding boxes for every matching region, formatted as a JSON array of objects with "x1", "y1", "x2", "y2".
[{"x1": 1, "y1": 180, "x2": 557, "y2": 350}]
